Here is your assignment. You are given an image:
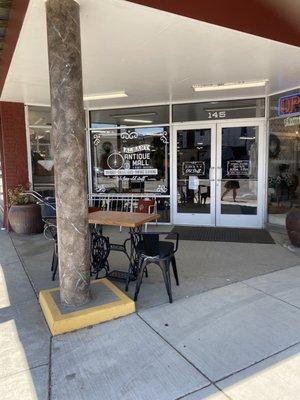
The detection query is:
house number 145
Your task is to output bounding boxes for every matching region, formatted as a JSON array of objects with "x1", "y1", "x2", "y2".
[{"x1": 208, "y1": 111, "x2": 226, "y2": 119}]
